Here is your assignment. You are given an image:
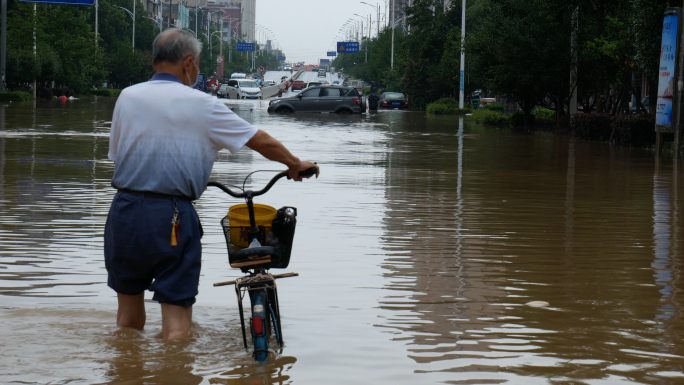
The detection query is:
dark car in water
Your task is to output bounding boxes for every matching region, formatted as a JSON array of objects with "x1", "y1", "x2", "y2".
[
  {"x1": 379, "y1": 92, "x2": 408, "y2": 109},
  {"x1": 267, "y1": 86, "x2": 366, "y2": 114}
]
